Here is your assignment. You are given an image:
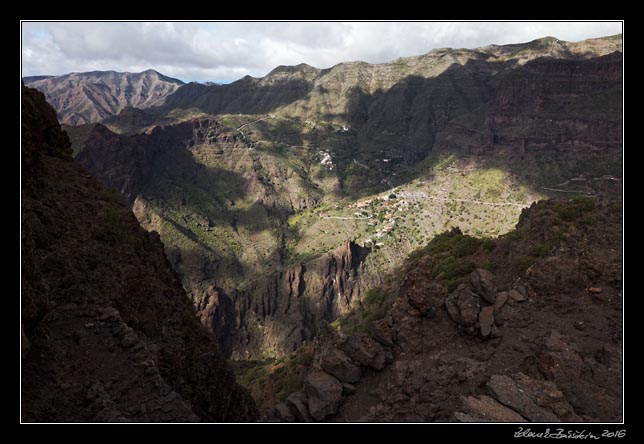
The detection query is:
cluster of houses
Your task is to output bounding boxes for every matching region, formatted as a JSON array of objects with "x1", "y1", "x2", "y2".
[
  {"x1": 349, "y1": 193, "x2": 413, "y2": 249},
  {"x1": 318, "y1": 150, "x2": 335, "y2": 170}
]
